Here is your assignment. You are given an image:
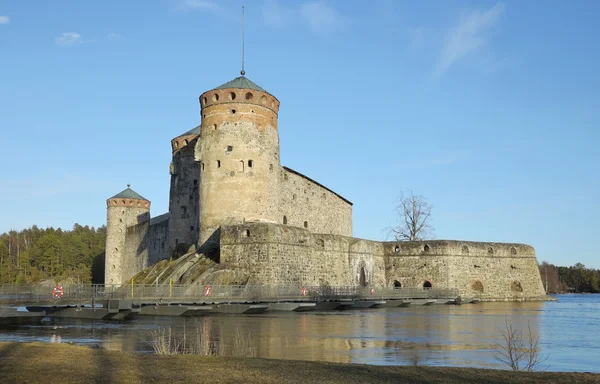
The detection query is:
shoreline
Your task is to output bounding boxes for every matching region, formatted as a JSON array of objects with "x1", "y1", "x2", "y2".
[{"x1": 1, "y1": 342, "x2": 598, "y2": 384}]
